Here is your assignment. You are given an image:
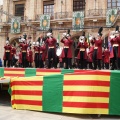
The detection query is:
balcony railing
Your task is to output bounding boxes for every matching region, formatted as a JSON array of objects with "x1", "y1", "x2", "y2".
[
  {"x1": 36, "y1": 14, "x2": 54, "y2": 21},
  {"x1": 54, "y1": 12, "x2": 72, "y2": 19},
  {"x1": 8, "y1": 16, "x2": 28, "y2": 23},
  {"x1": 86, "y1": 9, "x2": 106, "y2": 18}
]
